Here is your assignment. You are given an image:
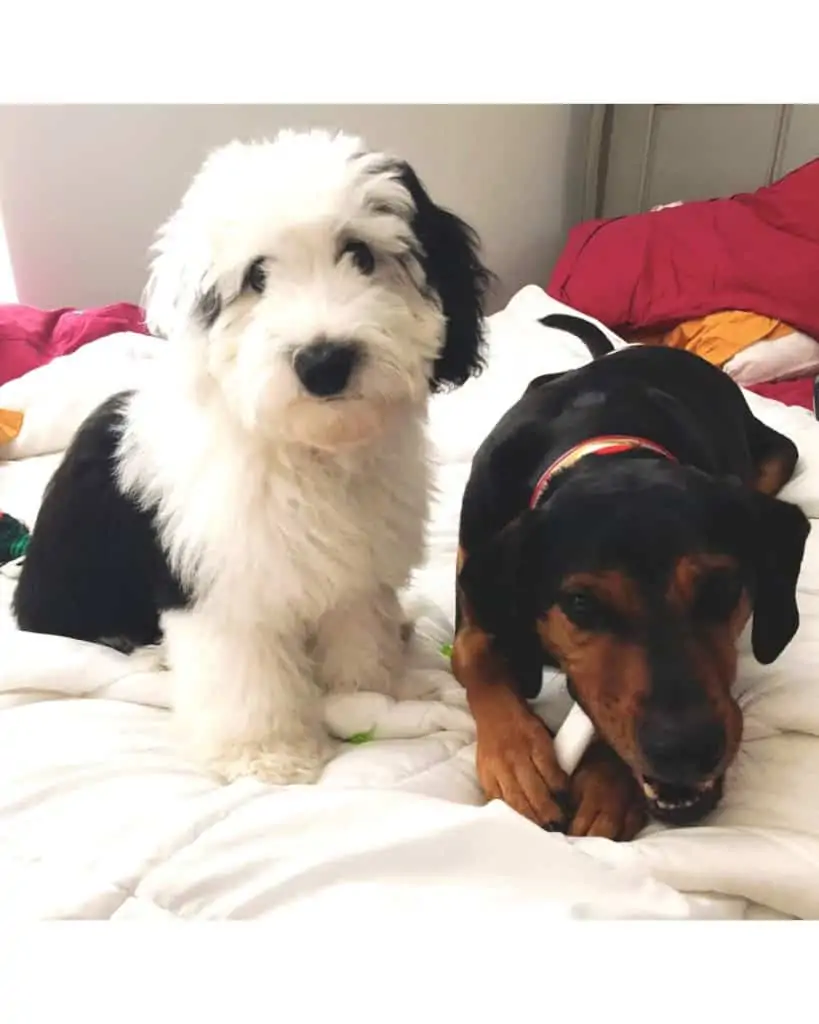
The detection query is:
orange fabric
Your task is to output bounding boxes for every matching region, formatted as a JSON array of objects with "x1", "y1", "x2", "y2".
[
  {"x1": 0, "y1": 409, "x2": 23, "y2": 444},
  {"x1": 632, "y1": 311, "x2": 797, "y2": 367}
]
